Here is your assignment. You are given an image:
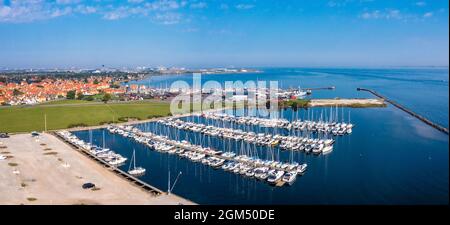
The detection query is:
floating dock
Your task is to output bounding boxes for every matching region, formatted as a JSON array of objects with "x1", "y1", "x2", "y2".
[
  {"x1": 357, "y1": 88, "x2": 449, "y2": 135},
  {"x1": 113, "y1": 126, "x2": 301, "y2": 174},
  {"x1": 303, "y1": 86, "x2": 335, "y2": 91}
]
